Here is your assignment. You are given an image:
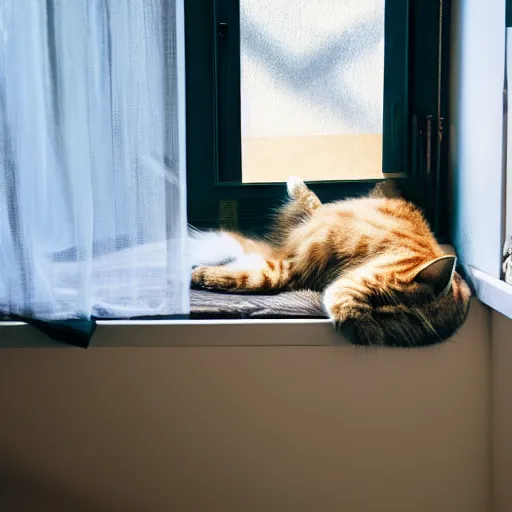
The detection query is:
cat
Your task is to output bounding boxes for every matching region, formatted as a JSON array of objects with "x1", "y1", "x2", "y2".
[{"x1": 189, "y1": 177, "x2": 472, "y2": 347}]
